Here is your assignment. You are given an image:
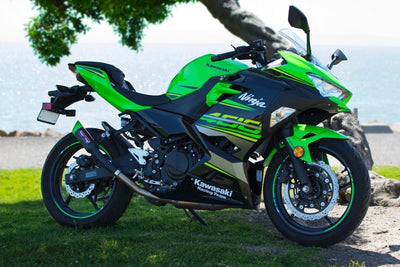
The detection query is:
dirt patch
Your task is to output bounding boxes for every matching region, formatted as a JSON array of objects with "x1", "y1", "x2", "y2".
[{"x1": 248, "y1": 206, "x2": 400, "y2": 266}]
